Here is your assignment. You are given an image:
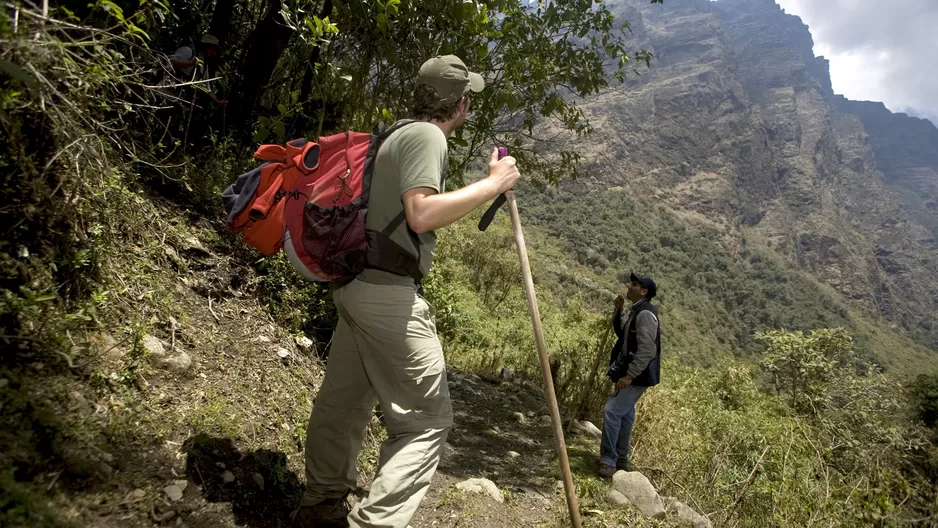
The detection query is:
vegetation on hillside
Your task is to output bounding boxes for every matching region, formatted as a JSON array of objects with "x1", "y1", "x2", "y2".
[
  {"x1": 519, "y1": 186, "x2": 938, "y2": 375},
  {"x1": 1, "y1": 0, "x2": 938, "y2": 526},
  {"x1": 428, "y1": 213, "x2": 938, "y2": 526}
]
